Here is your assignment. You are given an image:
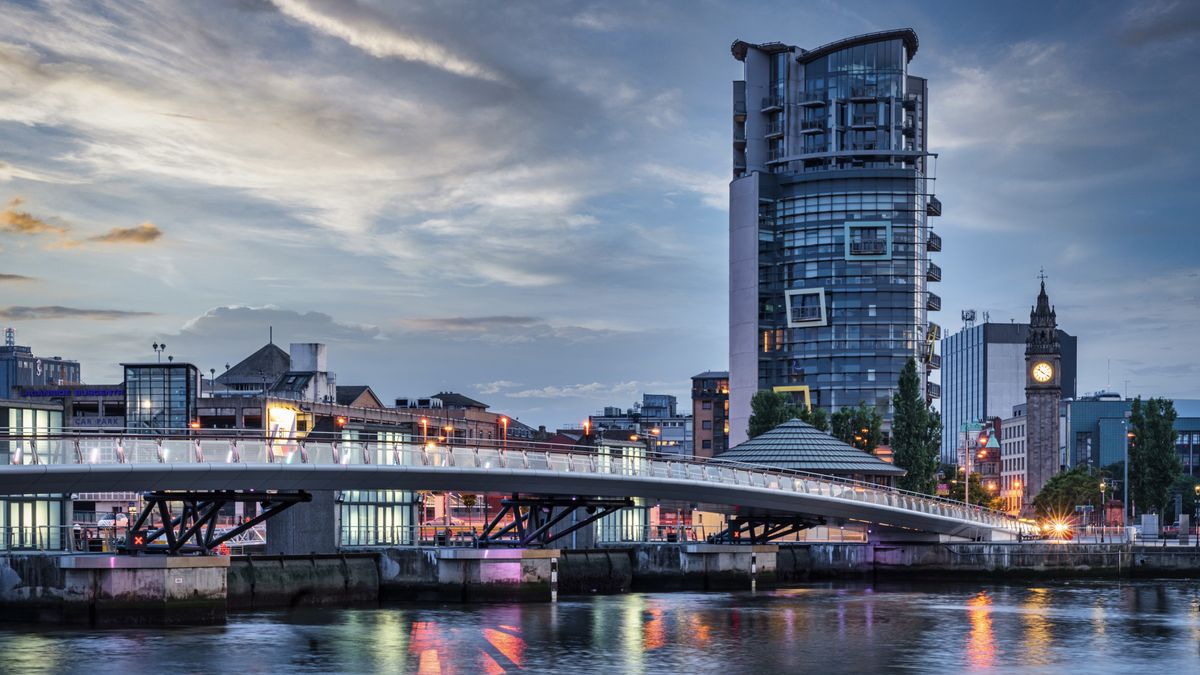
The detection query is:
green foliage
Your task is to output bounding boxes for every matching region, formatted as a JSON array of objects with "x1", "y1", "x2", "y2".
[
  {"x1": 1171, "y1": 474, "x2": 1200, "y2": 516},
  {"x1": 747, "y1": 390, "x2": 829, "y2": 439},
  {"x1": 944, "y1": 469, "x2": 1002, "y2": 509},
  {"x1": 1031, "y1": 465, "x2": 1104, "y2": 520},
  {"x1": 830, "y1": 401, "x2": 883, "y2": 454},
  {"x1": 892, "y1": 358, "x2": 941, "y2": 494},
  {"x1": 1129, "y1": 397, "x2": 1181, "y2": 517}
]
